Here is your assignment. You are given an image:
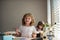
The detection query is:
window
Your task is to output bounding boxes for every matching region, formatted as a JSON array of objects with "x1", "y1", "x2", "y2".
[{"x1": 51, "y1": 0, "x2": 60, "y2": 25}]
